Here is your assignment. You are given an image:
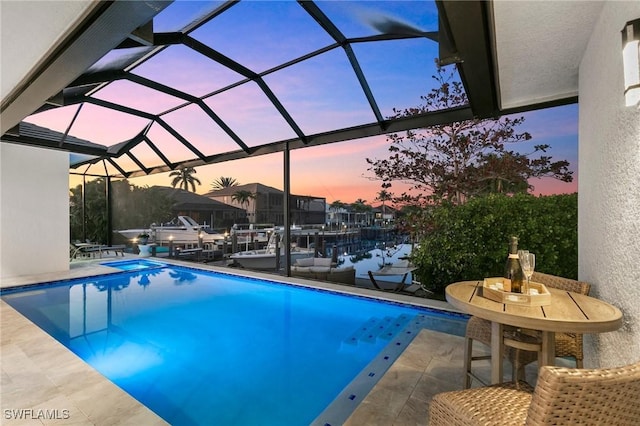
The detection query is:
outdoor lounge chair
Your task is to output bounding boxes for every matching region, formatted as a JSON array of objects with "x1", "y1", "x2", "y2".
[
  {"x1": 367, "y1": 260, "x2": 417, "y2": 292},
  {"x1": 291, "y1": 257, "x2": 356, "y2": 285},
  {"x1": 70, "y1": 242, "x2": 125, "y2": 259},
  {"x1": 430, "y1": 360, "x2": 640, "y2": 425},
  {"x1": 98, "y1": 244, "x2": 126, "y2": 257},
  {"x1": 463, "y1": 272, "x2": 592, "y2": 388},
  {"x1": 367, "y1": 271, "x2": 425, "y2": 294},
  {"x1": 70, "y1": 243, "x2": 84, "y2": 260}
]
